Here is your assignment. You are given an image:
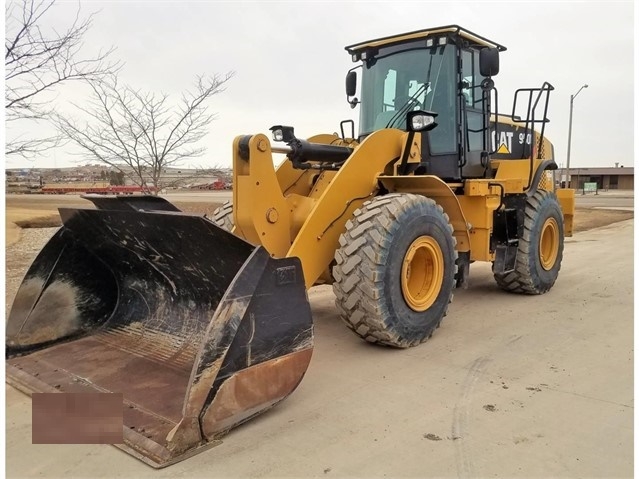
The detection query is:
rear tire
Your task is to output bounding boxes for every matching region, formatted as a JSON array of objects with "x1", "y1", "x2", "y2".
[
  {"x1": 332, "y1": 194, "x2": 457, "y2": 348},
  {"x1": 212, "y1": 200, "x2": 234, "y2": 232},
  {"x1": 493, "y1": 190, "x2": 564, "y2": 294}
]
